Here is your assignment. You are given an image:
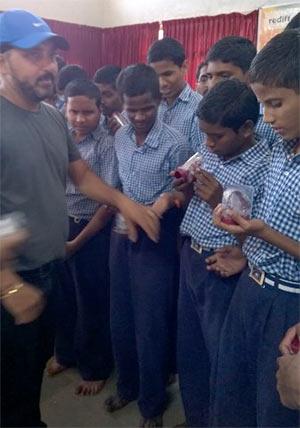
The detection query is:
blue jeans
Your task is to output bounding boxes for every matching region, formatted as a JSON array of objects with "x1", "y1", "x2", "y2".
[{"x1": 1, "y1": 261, "x2": 59, "y2": 427}]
